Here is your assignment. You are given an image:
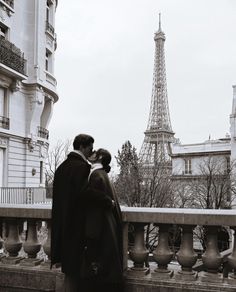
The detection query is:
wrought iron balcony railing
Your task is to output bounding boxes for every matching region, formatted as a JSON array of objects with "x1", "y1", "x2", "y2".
[
  {"x1": 0, "y1": 37, "x2": 26, "y2": 75},
  {"x1": 0, "y1": 116, "x2": 9, "y2": 129},
  {"x1": 45, "y1": 21, "x2": 55, "y2": 36},
  {"x1": 1, "y1": 0, "x2": 14, "y2": 8},
  {"x1": 38, "y1": 126, "x2": 49, "y2": 140}
]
